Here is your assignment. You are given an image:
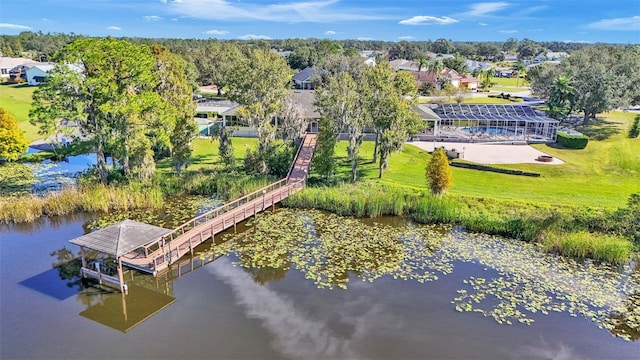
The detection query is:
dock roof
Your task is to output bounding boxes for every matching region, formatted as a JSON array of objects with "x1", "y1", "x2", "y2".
[{"x1": 69, "y1": 219, "x2": 171, "y2": 257}]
